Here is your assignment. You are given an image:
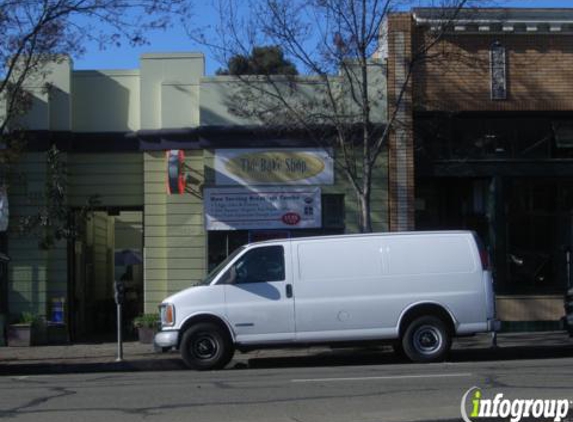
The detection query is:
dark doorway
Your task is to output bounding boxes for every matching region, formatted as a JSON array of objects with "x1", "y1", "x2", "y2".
[{"x1": 69, "y1": 209, "x2": 143, "y2": 342}]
